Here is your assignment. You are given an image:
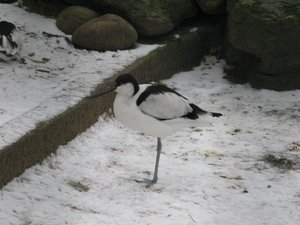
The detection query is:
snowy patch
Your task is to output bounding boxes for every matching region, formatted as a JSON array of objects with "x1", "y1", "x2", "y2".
[
  {"x1": 189, "y1": 27, "x2": 198, "y2": 33},
  {"x1": 174, "y1": 34, "x2": 180, "y2": 39}
]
